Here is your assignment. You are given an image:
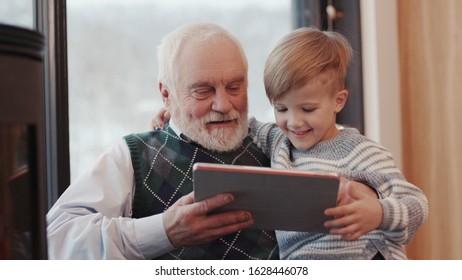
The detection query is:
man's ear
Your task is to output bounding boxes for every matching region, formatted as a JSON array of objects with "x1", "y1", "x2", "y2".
[
  {"x1": 159, "y1": 82, "x2": 170, "y2": 108},
  {"x1": 335, "y1": 89, "x2": 348, "y2": 113}
]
